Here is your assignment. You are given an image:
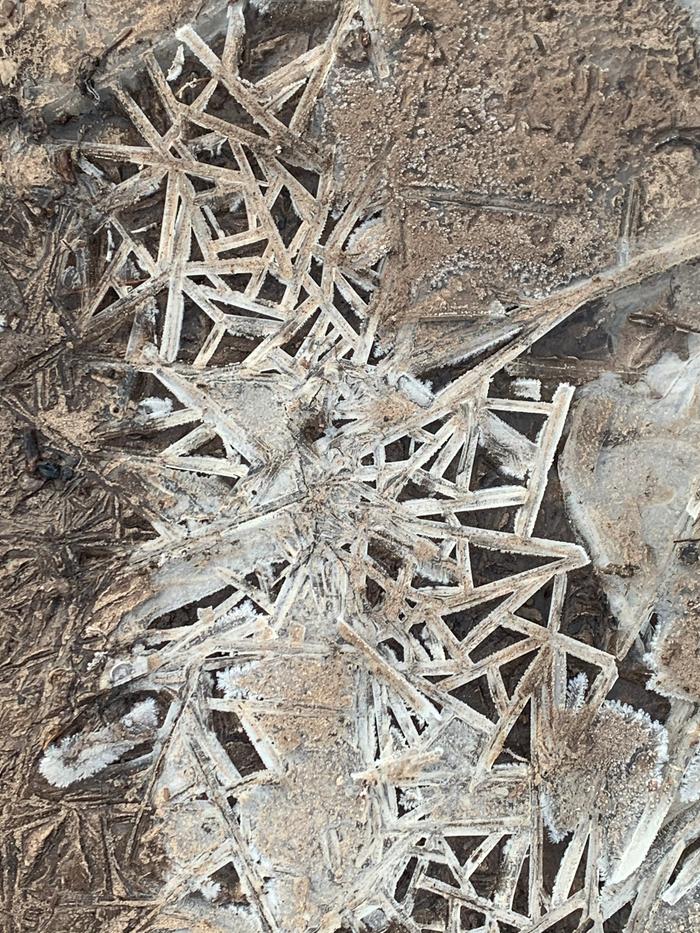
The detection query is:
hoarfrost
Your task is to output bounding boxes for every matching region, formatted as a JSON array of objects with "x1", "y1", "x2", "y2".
[{"x1": 39, "y1": 699, "x2": 159, "y2": 788}]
